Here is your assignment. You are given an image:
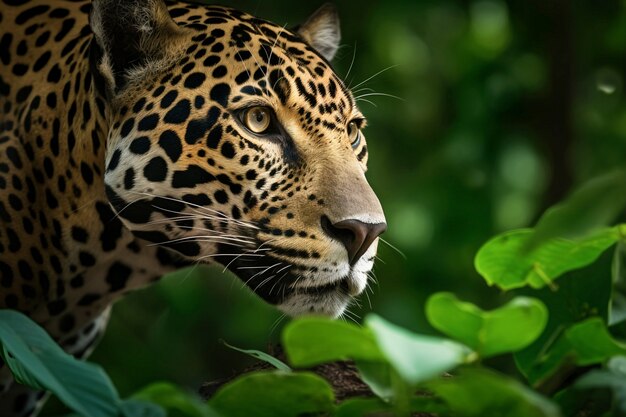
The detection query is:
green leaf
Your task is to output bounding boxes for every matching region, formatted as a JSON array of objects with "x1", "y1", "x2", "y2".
[
  {"x1": 131, "y1": 382, "x2": 219, "y2": 417},
  {"x1": 475, "y1": 227, "x2": 620, "y2": 290},
  {"x1": 283, "y1": 317, "x2": 383, "y2": 367},
  {"x1": 426, "y1": 293, "x2": 548, "y2": 357},
  {"x1": 518, "y1": 317, "x2": 626, "y2": 386},
  {"x1": 209, "y1": 371, "x2": 334, "y2": 417},
  {"x1": 355, "y1": 361, "x2": 395, "y2": 402},
  {"x1": 526, "y1": 170, "x2": 626, "y2": 249},
  {"x1": 0, "y1": 310, "x2": 123, "y2": 417},
  {"x1": 120, "y1": 400, "x2": 167, "y2": 417},
  {"x1": 514, "y1": 252, "x2": 613, "y2": 385},
  {"x1": 334, "y1": 397, "x2": 392, "y2": 417},
  {"x1": 355, "y1": 359, "x2": 417, "y2": 414},
  {"x1": 566, "y1": 318, "x2": 626, "y2": 364},
  {"x1": 221, "y1": 340, "x2": 290, "y2": 372},
  {"x1": 424, "y1": 367, "x2": 561, "y2": 417},
  {"x1": 334, "y1": 396, "x2": 447, "y2": 417},
  {"x1": 574, "y1": 356, "x2": 626, "y2": 414},
  {"x1": 341, "y1": 362, "x2": 423, "y2": 414},
  {"x1": 365, "y1": 314, "x2": 471, "y2": 385}
]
